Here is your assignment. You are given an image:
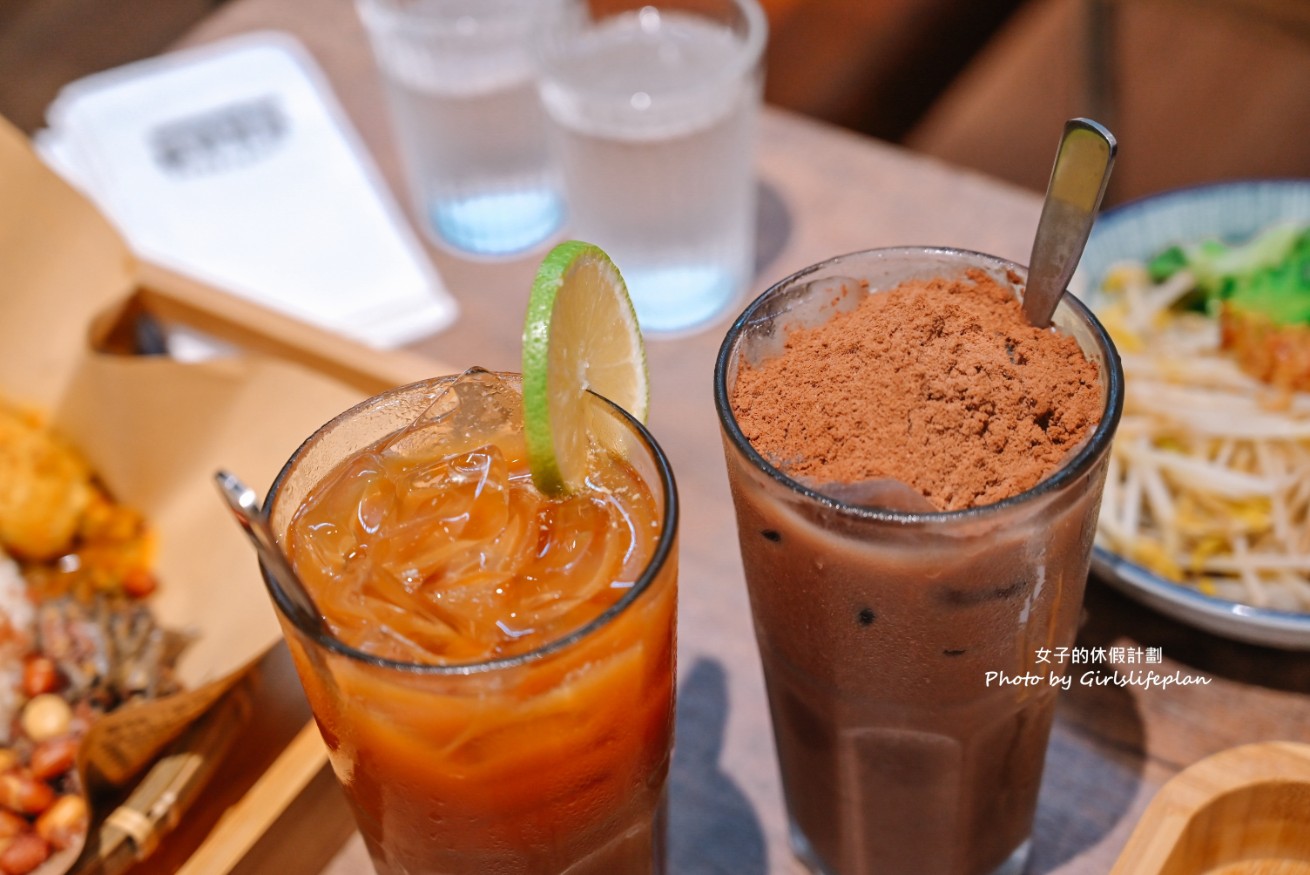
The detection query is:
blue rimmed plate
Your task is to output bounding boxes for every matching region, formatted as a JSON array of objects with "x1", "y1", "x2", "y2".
[{"x1": 1072, "y1": 179, "x2": 1310, "y2": 651}]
